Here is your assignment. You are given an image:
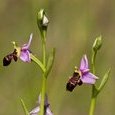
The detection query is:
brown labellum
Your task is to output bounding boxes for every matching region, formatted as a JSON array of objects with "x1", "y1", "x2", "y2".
[
  {"x1": 66, "y1": 71, "x2": 83, "y2": 92},
  {"x1": 3, "y1": 49, "x2": 18, "y2": 66}
]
